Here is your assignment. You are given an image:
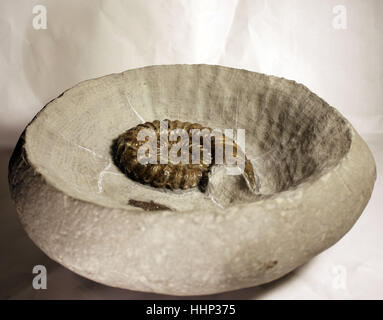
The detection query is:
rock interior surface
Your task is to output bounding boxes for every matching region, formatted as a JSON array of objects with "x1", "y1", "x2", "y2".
[{"x1": 8, "y1": 65, "x2": 376, "y2": 295}]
